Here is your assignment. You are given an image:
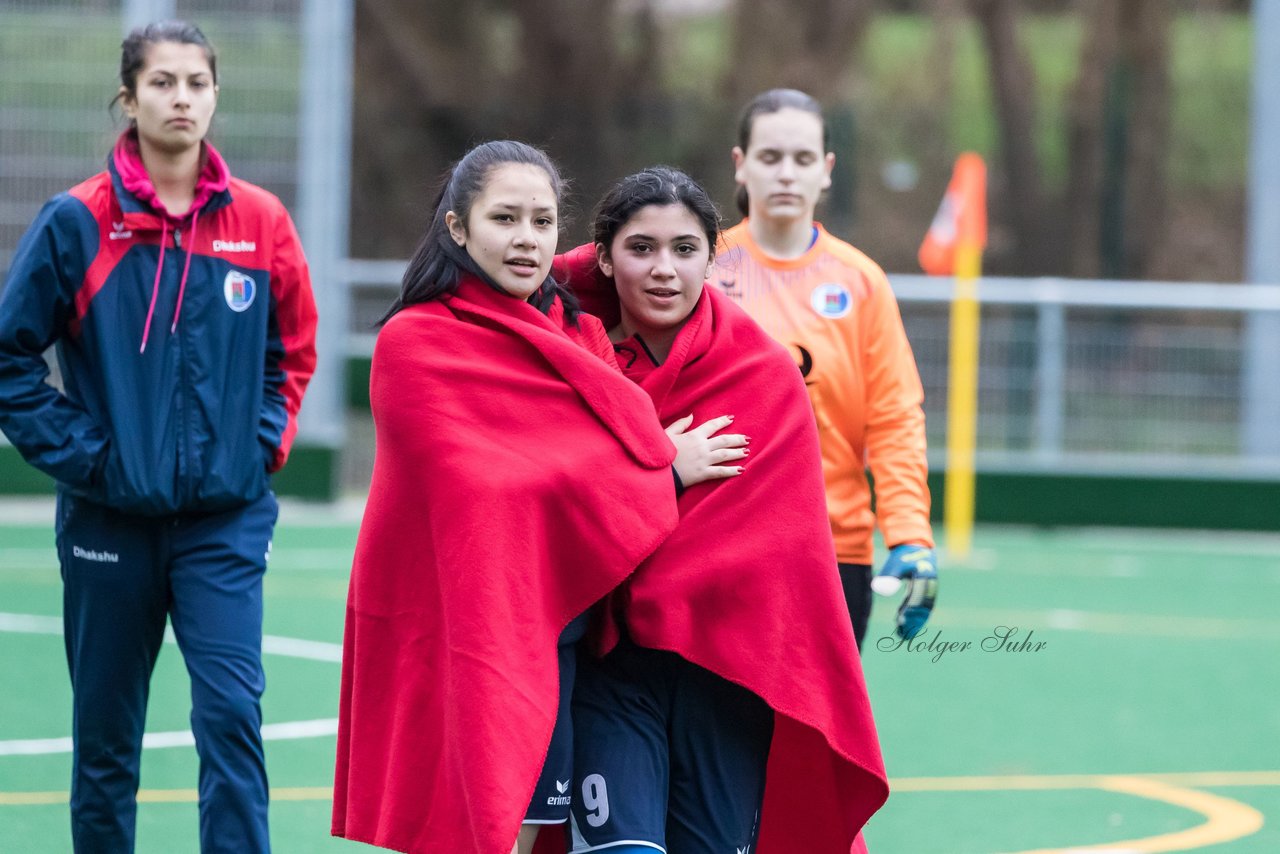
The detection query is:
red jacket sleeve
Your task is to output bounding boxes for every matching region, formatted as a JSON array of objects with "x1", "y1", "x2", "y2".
[{"x1": 263, "y1": 205, "x2": 317, "y2": 471}]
